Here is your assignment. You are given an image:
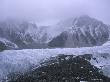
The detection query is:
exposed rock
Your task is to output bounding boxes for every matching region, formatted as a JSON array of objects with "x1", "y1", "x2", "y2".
[
  {"x1": 8, "y1": 54, "x2": 110, "y2": 82},
  {"x1": 0, "y1": 41, "x2": 7, "y2": 51}
]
